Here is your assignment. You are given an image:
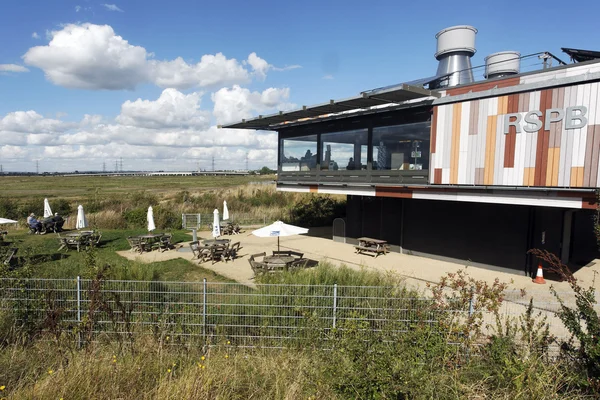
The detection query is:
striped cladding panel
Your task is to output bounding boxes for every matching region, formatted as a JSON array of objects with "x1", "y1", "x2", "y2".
[{"x1": 431, "y1": 81, "x2": 600, "y2": 188}]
